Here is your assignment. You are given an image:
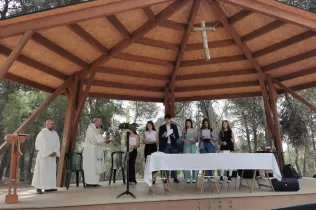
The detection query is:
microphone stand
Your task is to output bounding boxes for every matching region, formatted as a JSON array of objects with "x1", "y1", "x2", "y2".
[{"x1": 117, "y1": 131, "x2": 136, "y2": 199}]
